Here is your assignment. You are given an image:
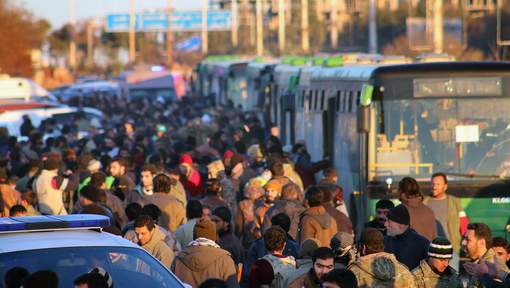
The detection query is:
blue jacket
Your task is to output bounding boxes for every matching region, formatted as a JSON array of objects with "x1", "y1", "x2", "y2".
[{"x1": 384, "y1": 228, "x2": 429, "y2": 270}]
